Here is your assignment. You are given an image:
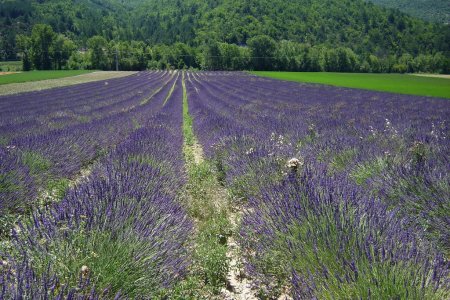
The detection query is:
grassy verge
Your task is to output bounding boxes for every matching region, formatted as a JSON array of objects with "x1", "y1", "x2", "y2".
[
  {"x1": 0, "y1": 70, "x2": 93, "y2": 85},
  {"x1": 251, "y1": 72, "x2": 450, "y2": 99},
  {"x1": 163, "y1": 72, "x2": 179, "y2": 106},
  {"x1": 169, "y1": 72, "x2": 231, "y2": 298},
  {"x1": 0, "y1": 61, "x2": 22, "y2": 72}
]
